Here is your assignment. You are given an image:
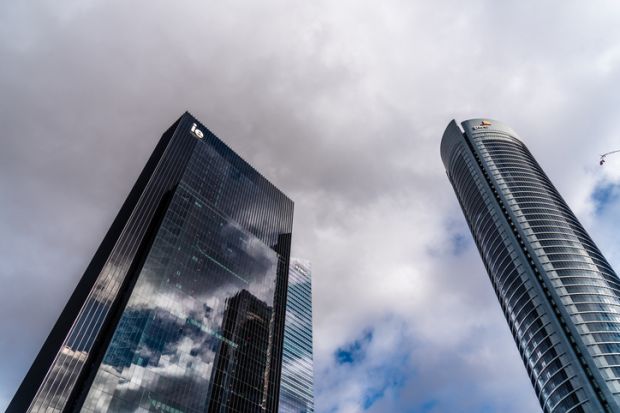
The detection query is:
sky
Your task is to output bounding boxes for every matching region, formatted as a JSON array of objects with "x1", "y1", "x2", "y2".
[{"x1": 2, "y1": 1, "x2": 620, "y2": 412}]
